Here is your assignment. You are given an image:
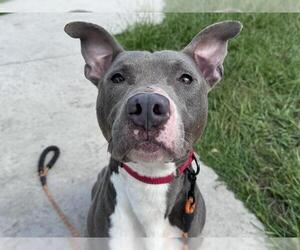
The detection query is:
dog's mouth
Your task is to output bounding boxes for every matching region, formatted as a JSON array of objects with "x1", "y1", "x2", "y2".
[
  {"x1": 111, "y1": 123, "x2": 188, "y2": 163},
  {"x1": 128, "y1": 140, "x2": 170, "y2": 163},
  {"x1": 135, "y1": 141, "x2": 162, "y2": 153}
]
